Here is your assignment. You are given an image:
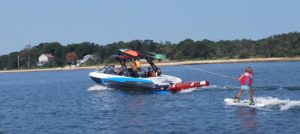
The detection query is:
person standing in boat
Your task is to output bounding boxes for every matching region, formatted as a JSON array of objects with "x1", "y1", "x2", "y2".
[
  {"x1": 147, "y1": 67, "x2": 155, "y2": 77},
  {"x1": 135, "y1": 59, "x2": 142, "y2": 69},
  {"x1": 129, "y1": 62, "x2": 139, "y2": 77},
  {"x1": 156, "y1": 68, "x2": 162, "y2": 77},
  {"x1": 234, "y1": 67, "x2": 255, "y2": 105}
]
